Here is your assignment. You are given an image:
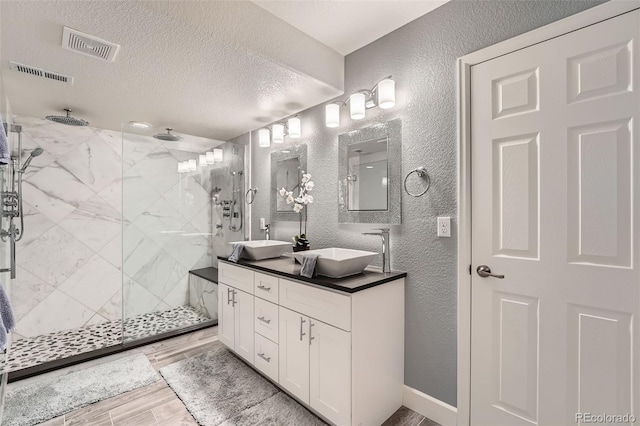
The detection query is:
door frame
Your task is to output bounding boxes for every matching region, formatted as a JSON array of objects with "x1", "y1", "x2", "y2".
[{"x1": 456, "y1": 1, "x2": 640, "y2": 424}]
